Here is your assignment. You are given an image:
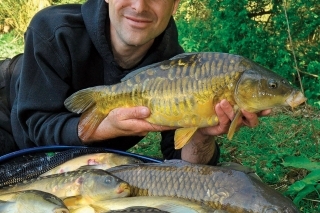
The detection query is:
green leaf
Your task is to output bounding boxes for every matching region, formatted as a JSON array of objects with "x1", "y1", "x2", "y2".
[
  {"x1": 282, "y1": 156, "x2": 320, "y2": 171},
  {"x1": 292, "y1": 185, "x2": 317, "y2": 205}
]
